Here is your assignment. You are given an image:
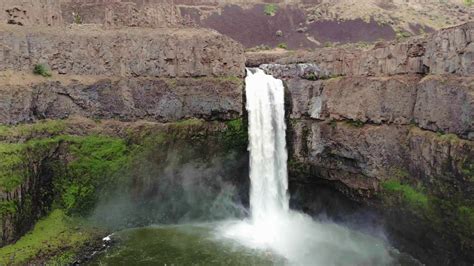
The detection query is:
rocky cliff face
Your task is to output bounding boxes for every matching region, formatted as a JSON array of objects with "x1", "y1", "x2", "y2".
[
  {"x1": 0, "y1": 25, "x2": 244, "y2": 126},
  {"x1": 250, "y1": 22, "x2": 474, "y2": 264},
  {"x1": 0, "y1": 0, "x2": 473, "y2": 264},
  {"x1": 1, "y1": 0, "x2": 473, "y2": 49},
  {"x1": 0, "y1": 17, "x2": 246, "y2": 251}
]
